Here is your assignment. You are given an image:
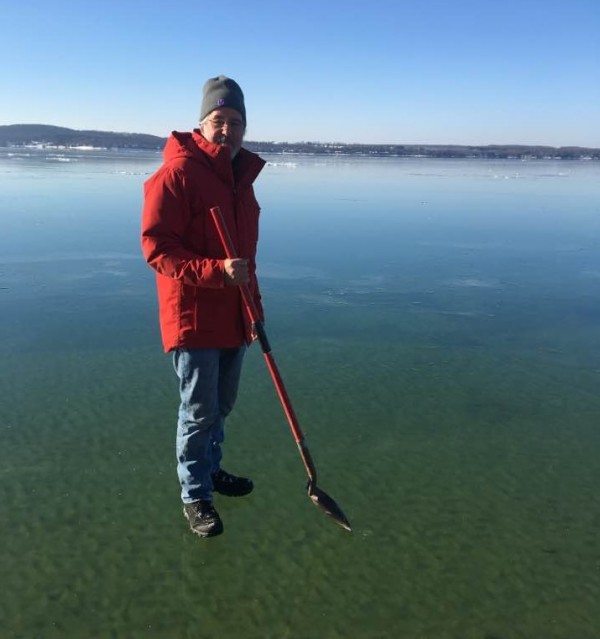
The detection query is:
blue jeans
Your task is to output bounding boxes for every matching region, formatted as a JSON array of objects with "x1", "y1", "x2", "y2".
[{"x1": 172, "y1": 346, "x2": 246, "y2": 503}]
